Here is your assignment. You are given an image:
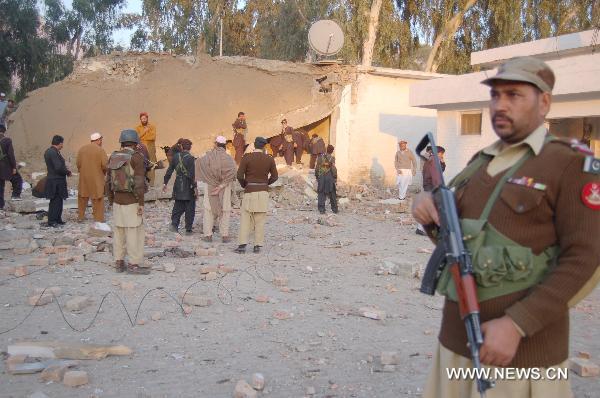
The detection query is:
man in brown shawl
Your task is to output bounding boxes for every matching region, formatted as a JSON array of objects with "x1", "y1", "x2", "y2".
[
  {"x1": 196, "y1": 135, "x2": 237, "y2": 243},
  {"x1": 232, "y1": 112, "x2": 247, "y2": 165}
]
